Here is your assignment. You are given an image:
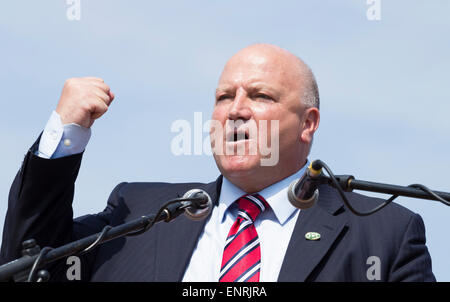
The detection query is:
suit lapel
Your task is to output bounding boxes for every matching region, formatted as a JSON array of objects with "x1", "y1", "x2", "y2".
[
  {"x1": 153, "y1": 176, "x2": 222, "y2": 281},
  {"x1": 152, "y1": 178, "x2": 348, "y2": 281},
  {"x1": 278, "y1": 185, "x2": 348, "y2": 281}
]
